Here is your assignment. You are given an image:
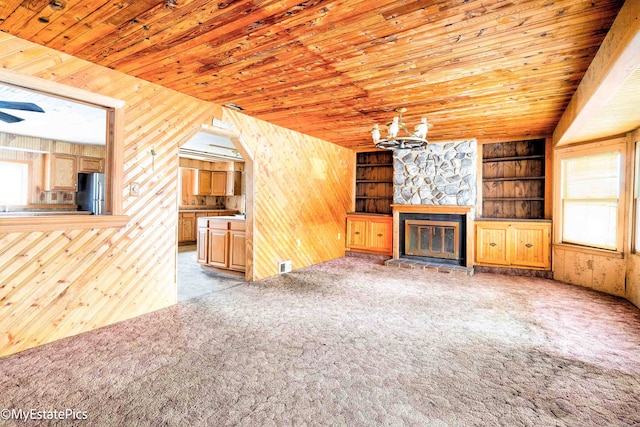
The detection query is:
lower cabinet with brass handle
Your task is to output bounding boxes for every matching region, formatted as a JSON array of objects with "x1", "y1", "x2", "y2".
[
  {"x1": 346, "y1": 214, "x2": 392, "y2": 256},
  {"x1": 475, "y1": 220, "x2": 551, "y2": 270}
]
